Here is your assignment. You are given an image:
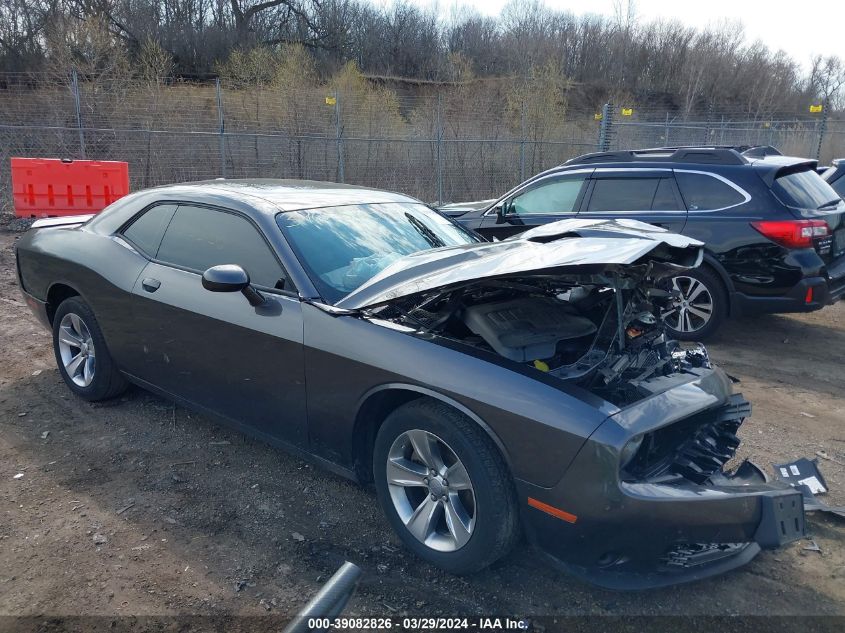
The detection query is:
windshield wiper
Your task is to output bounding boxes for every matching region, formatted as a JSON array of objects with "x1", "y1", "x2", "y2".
[
  {"x1": 405, "y1": 213, "x2": 445, "y2": 248},
  {"x1": 818, "y1": 199, "x2": 842, "y2": 210}
]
